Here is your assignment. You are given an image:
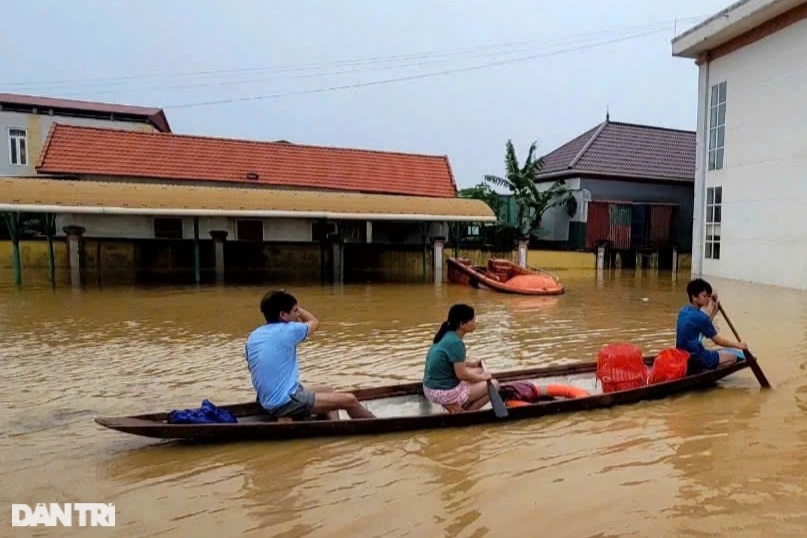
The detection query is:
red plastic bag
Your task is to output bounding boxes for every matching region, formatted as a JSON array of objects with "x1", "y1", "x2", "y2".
[{"x1": 648, "y1": 348, "x2": 689, "y2": 384}]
